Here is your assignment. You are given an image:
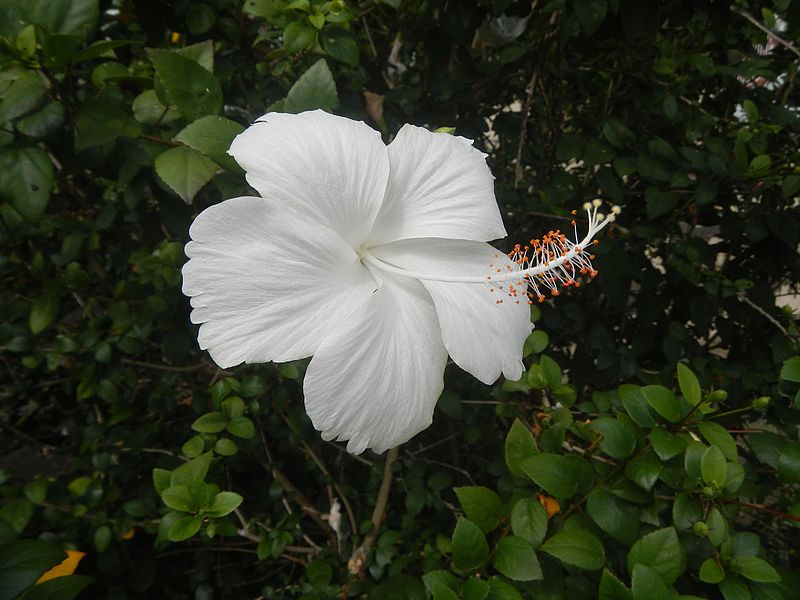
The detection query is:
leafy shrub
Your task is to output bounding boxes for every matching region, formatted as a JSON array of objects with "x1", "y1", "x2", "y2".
[{"x1": 1, "y1": 0, "x2": 799, "y2": 598}]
